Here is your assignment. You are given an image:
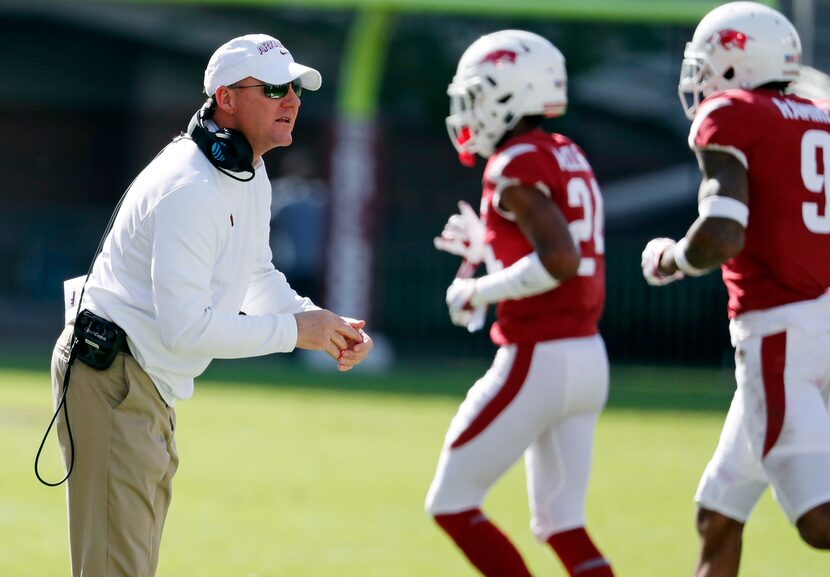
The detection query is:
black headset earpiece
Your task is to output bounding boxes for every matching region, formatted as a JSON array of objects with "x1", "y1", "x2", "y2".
[{"x1": 187, "y1": 99, "x2": 255, "y2": 182}]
